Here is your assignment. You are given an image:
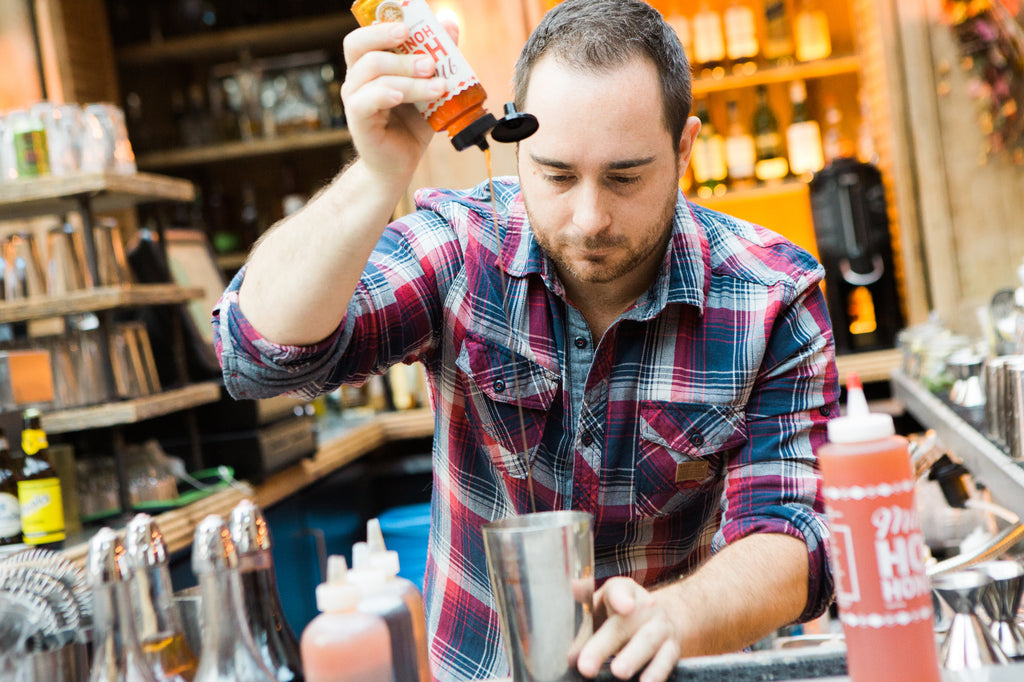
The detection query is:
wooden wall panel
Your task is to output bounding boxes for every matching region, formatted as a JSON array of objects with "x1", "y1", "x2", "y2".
[
  {"x1": 34, "y1": 0, "x2": 119, "y2": 105},
  {"x1": 0, "y1": 1, "x2": 44, "y2": 109}
]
